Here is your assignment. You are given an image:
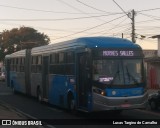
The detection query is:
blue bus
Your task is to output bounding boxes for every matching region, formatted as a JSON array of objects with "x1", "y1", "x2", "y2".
[{"x1": 5, "y1": 37, "x2": 148, "y2": 113}]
